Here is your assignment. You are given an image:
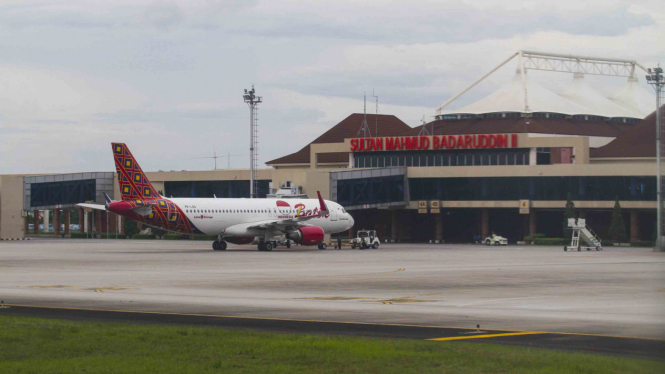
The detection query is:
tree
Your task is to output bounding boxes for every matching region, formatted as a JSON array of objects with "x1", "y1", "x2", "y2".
[
  {"x1": 609, "y1": 197, "x2": 628, "y2": 244},
  {"x1": 563, "y1": 193, "x2": 576, "y2": 239},
  {"x1": 123, "y1": 219, "x2": 139, "y2": 239}
]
